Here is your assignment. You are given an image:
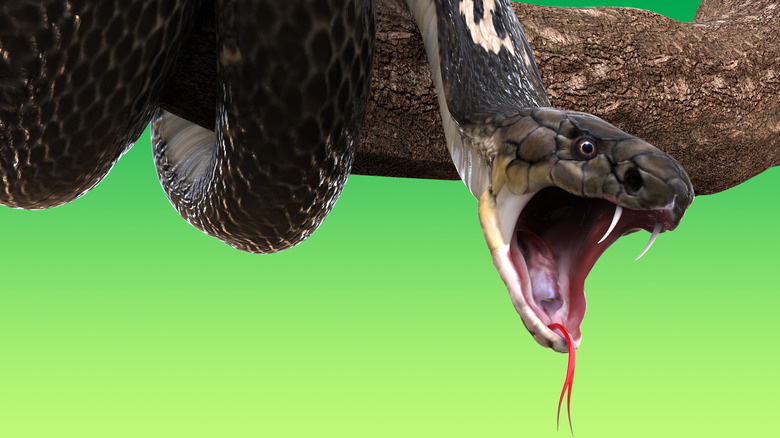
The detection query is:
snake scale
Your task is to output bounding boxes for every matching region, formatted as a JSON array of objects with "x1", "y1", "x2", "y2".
[{"x1": 1, "y1": 0, "x2": 693, "y2": 352}]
